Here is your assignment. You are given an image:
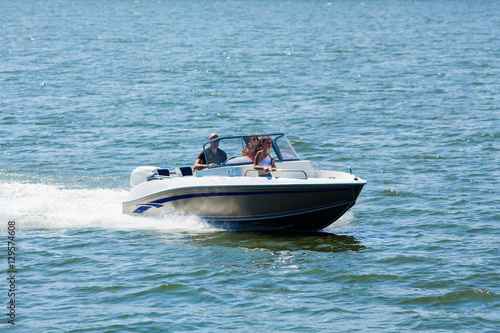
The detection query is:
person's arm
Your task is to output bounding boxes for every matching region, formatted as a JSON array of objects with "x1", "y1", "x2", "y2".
[
  {"x1": 241, "y1": 145, "x2": 250, "y2": 156},
  {"x1": 193, "y1": 158, "x2": 206, "y2": 171},
  {"x1": 194, "y1": 151, "x2": 207, "y2": 171},
  {"x1": 270, "y1": 156, "x2": 276, "y2": 171}
]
